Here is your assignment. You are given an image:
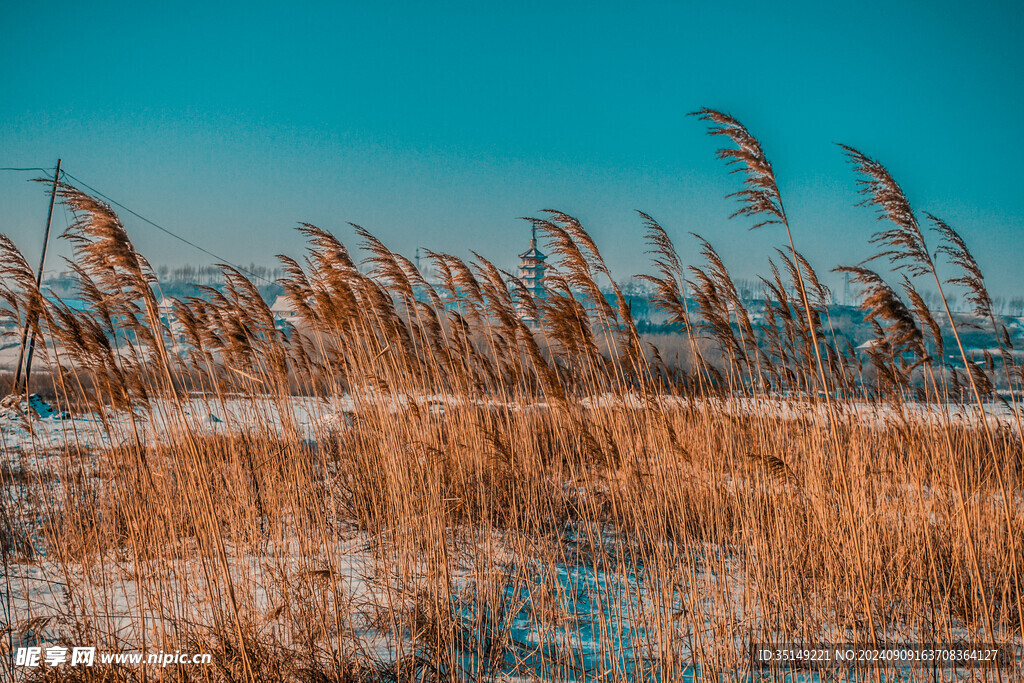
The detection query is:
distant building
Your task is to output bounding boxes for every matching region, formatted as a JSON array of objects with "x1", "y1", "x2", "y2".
[
  {"x1": 270, "y1": 295, "x2": 301, "y2": 328},
  {"x1": 518, "y1": 226, "x2": 547, "y2": 298},
  {"x1": 157, "y1": 297, "x2": 188, "y2": 344},
  {"x1": 516, "y1": 226, "x2": 548, "y2": 324}
]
